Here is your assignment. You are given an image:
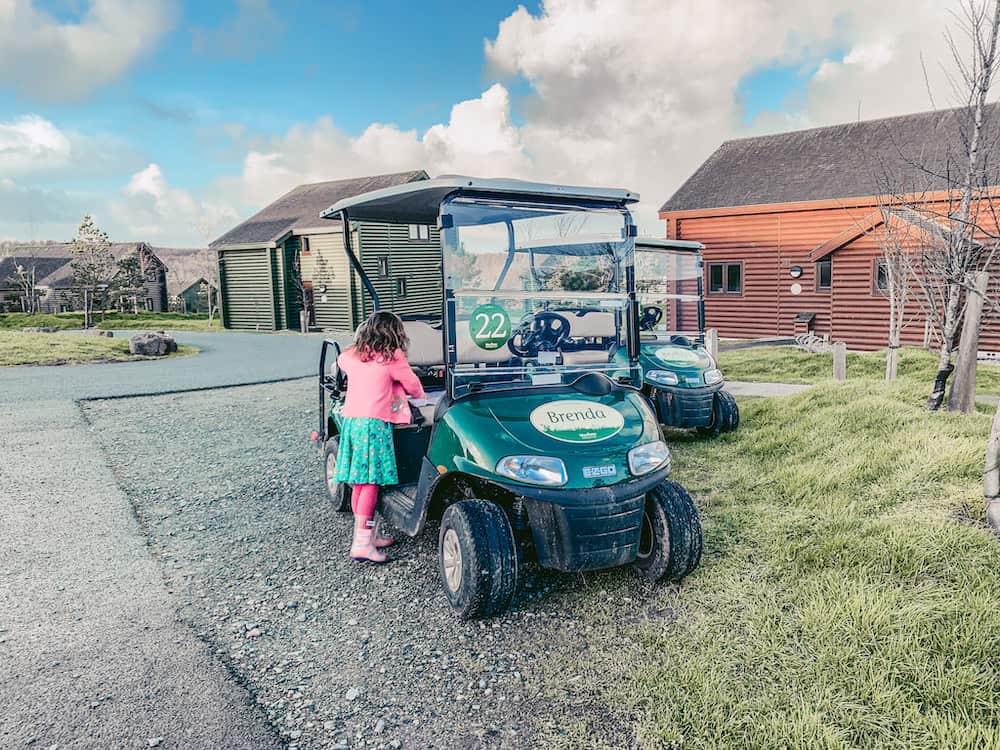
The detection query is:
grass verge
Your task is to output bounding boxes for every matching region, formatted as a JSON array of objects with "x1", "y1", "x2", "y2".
[
  {"x1": 720, "y1": 345, "x2": 1000, "y2": 393},
  {"x1": 548, "y1": 380, "x2": 1000, "y2": 749},
  {"x1": 0, "y1": 331, "x2": 199, "y2": 366},
  {"x1": 0, "y1": 311, "x2": 221, "y2": 331}
]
